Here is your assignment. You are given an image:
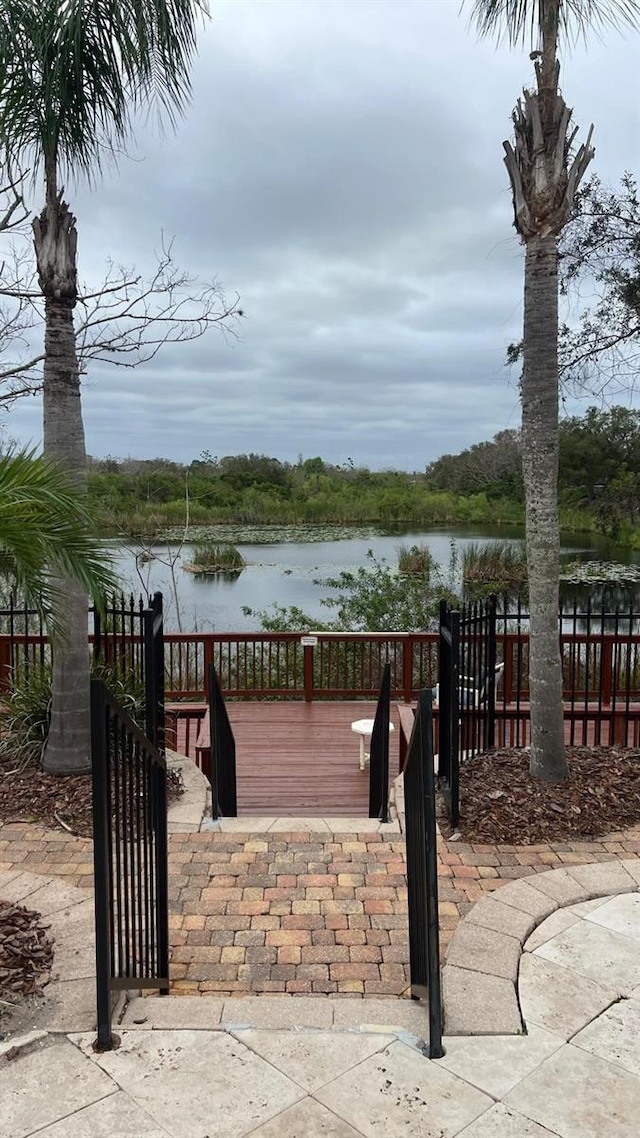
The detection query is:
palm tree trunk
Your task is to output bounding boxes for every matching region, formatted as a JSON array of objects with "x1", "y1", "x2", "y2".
[
  {"x1": 521, "y1": 234, "x2": 567, "y2": 782},
  {"x1": 35, "y1": 192, "x2": 91, "y2": 775}
]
